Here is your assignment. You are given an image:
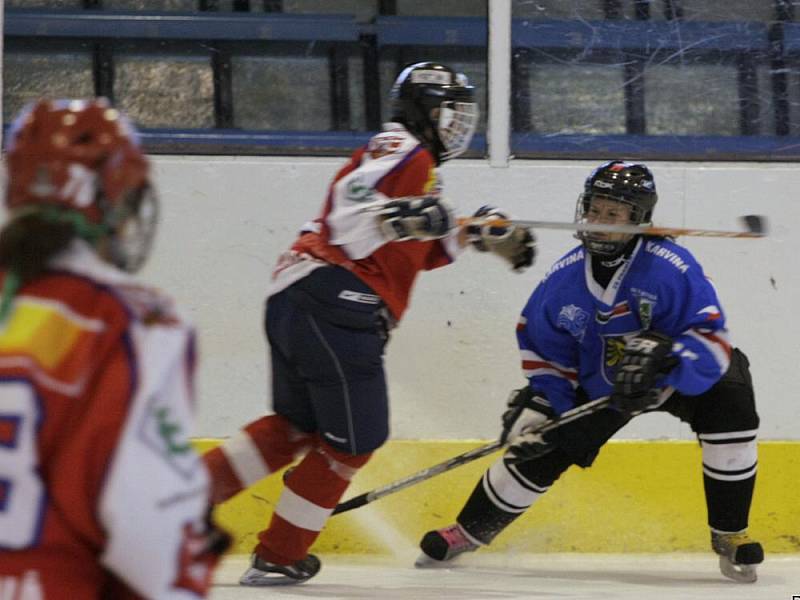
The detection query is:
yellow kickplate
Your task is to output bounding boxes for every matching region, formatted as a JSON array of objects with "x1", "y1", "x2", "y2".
[{"x1": 193, "y1": 439, "x2": 800, "y2": 555}]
